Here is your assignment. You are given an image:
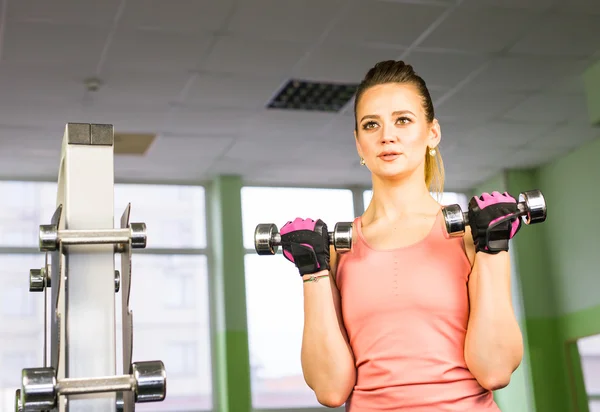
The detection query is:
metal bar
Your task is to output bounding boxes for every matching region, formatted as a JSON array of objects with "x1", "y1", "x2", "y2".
[
  {"x1": 57, "y1": 228, "x2": 133, "y2": 245},
  {"x1": 57, "y1": 375, "x2": 135, "y2": 396}
]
